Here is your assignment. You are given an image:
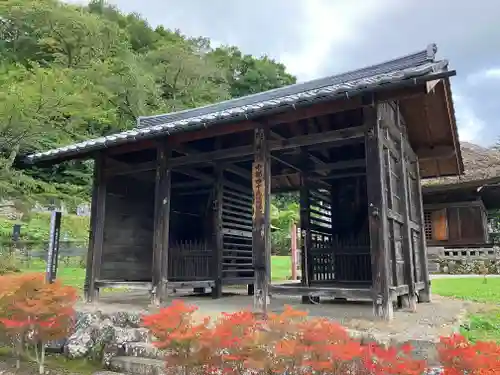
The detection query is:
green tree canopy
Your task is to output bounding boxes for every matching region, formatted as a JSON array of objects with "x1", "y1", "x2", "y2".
[{"x1": 0, "y1": 0, "x2": 297, "y2": 209}]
